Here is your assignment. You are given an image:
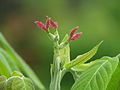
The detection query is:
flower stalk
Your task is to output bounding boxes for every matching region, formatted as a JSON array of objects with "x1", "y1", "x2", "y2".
[
  {"x1": 35, "y1": 16, "x2": 82, "y2": 90},
  {"x1": 50, "y1": 29, "x2": 61, "y2": 90}
]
